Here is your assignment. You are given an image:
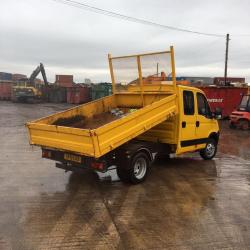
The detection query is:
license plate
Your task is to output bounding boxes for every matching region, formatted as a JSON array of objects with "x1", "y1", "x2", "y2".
[{"x1": 64, "y1": 153, "x2": 81, "y2": 163}]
